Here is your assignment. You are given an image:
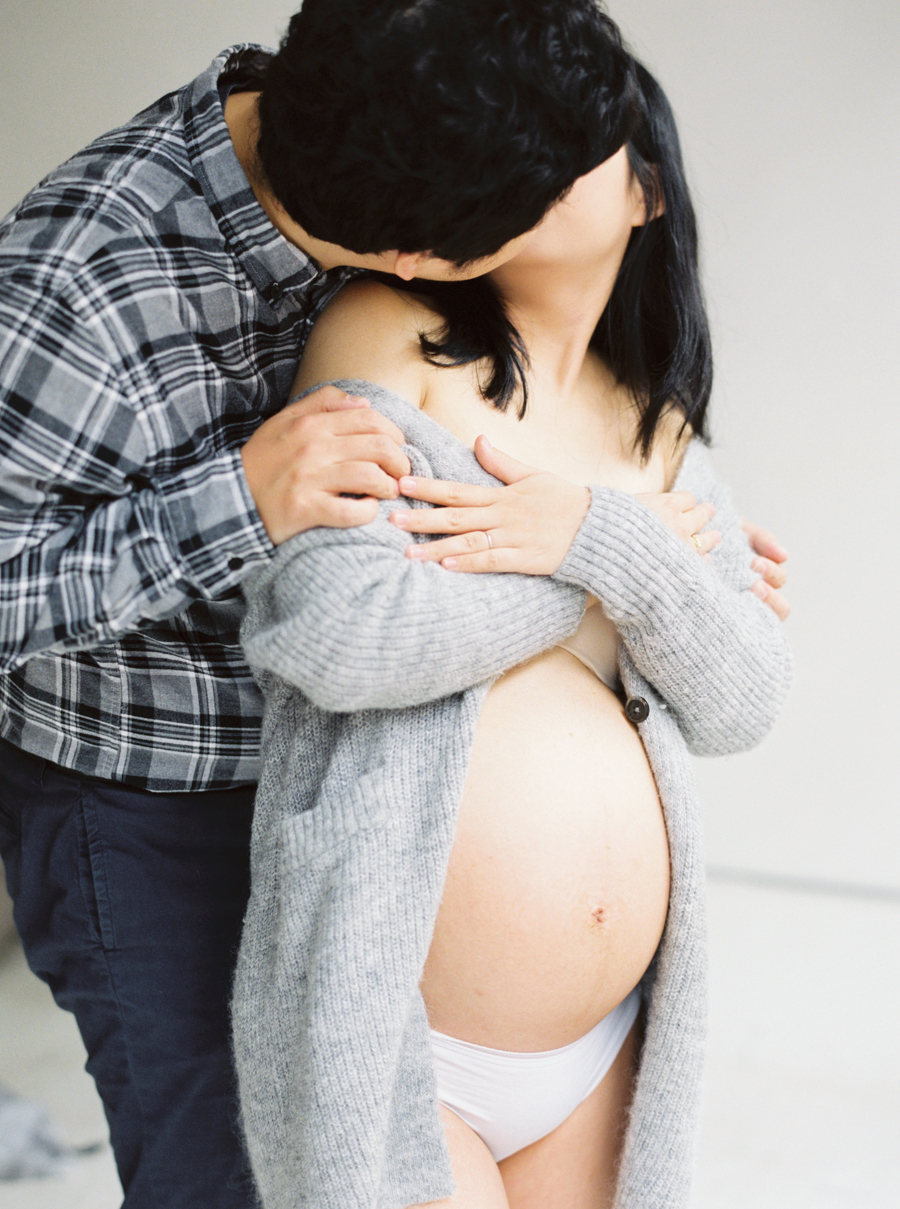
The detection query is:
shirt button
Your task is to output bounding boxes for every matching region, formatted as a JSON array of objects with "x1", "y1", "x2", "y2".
[
  {"x1": 228, "y1": 556, "x2": 244, "y2": 572},
  {"x1": 625, "y1": 696, "x2": 650, "y2": 724}
]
